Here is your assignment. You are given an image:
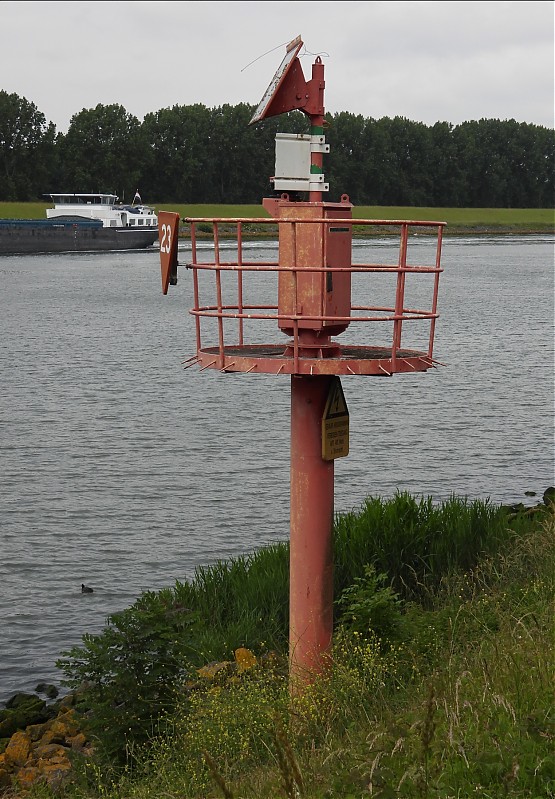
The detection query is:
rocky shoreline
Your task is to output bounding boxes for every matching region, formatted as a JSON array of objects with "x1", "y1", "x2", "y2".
[
  {"x1": 0, "y1": 685, "x2": 91, "y2": 794},
  {"x1": 0, "y1": 647, "x2": 270, "y2": 796}
]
